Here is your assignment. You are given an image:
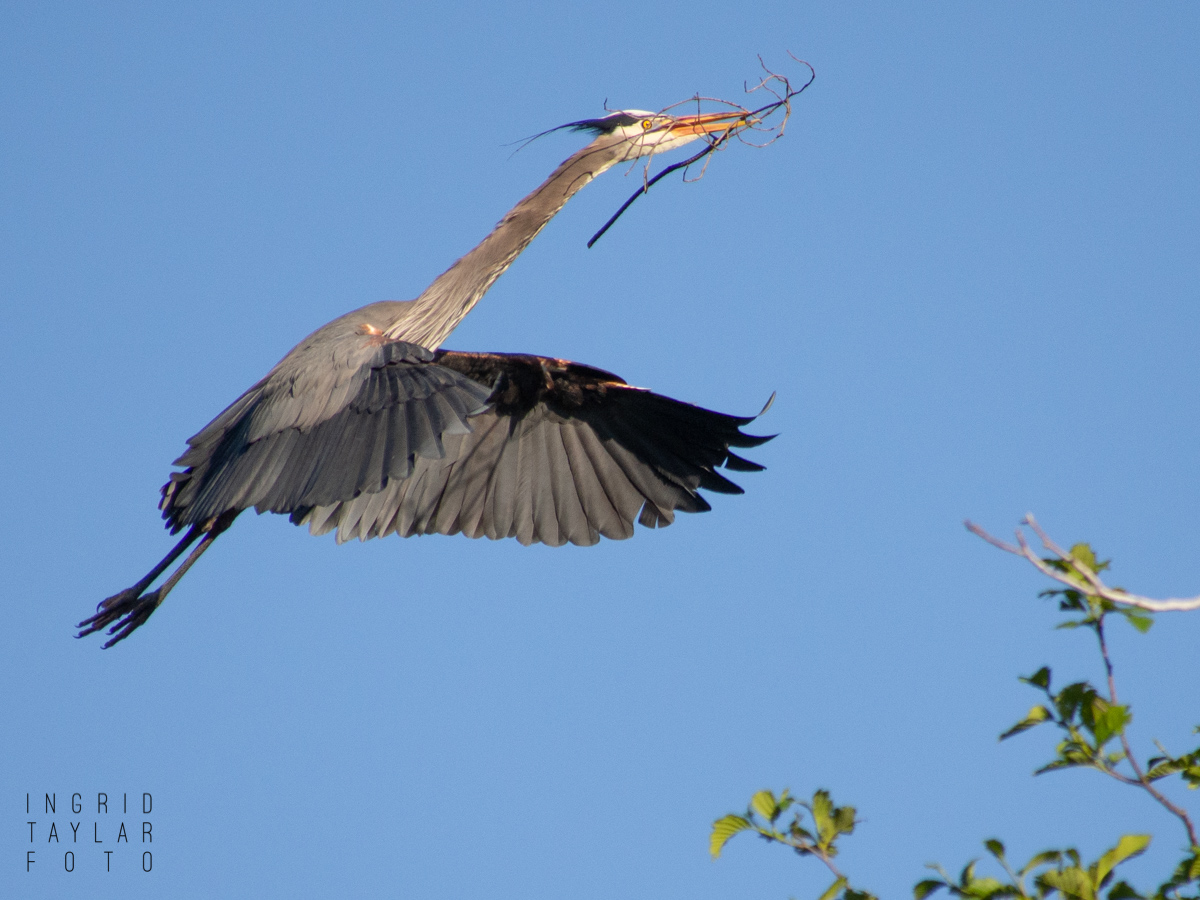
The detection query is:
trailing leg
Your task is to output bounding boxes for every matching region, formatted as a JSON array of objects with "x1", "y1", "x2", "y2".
[{"x1": 78, "y1": 512, "x2": 237, "y2": 648}]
